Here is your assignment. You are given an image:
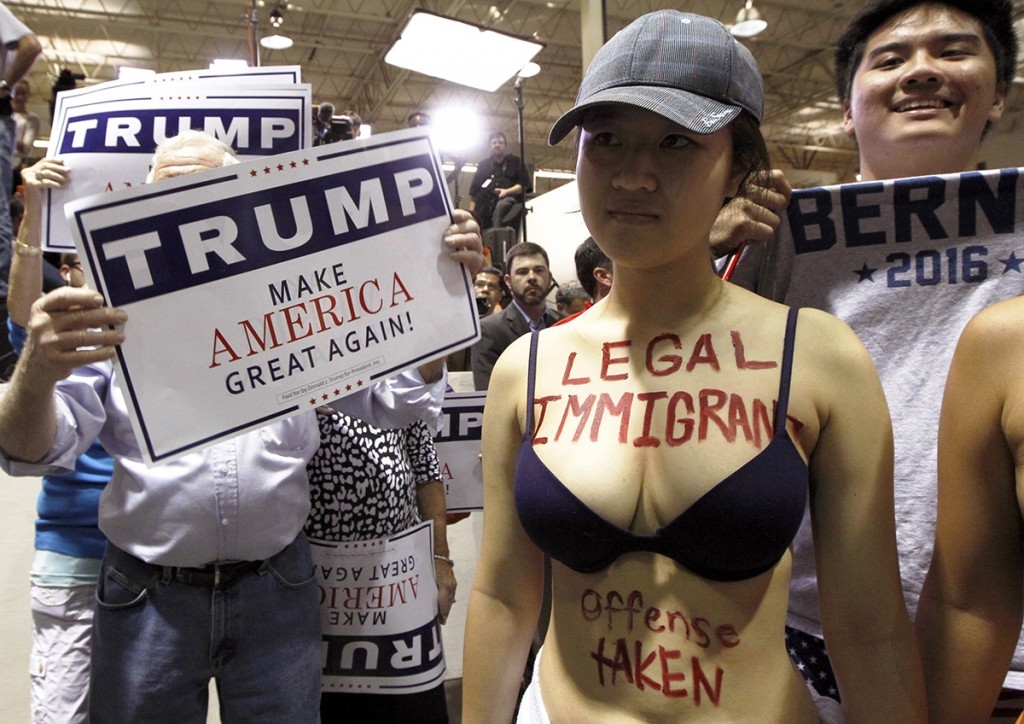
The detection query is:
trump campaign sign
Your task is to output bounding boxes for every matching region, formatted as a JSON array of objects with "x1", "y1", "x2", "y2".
[
  {"x1": 44, "y1": 66, "x2": 310, "y2": 251},
  {"x1": 65, "y1": 128, "x2": 480, "y2": 463}
]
